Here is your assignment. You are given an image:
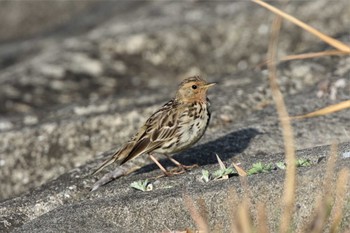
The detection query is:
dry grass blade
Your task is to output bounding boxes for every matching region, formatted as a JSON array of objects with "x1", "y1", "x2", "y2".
[
  {"x1": 329, "y1": 168, "x2": 349, "y2": 233},
  {"x1": 162, "y1": 230, "x2": 190, "y2": 233},
  {"x1": 267, "y1": 15, "x2": 296, "y2": 233},
  {"x1": 291, "y1": 100, "x2": 350, "y2": 120},
  {"x1": 252, "y1": 0, "x2": 350, "y2": 53},
  {"x1": 280, "y1": 50, "x2": 349, "y2": 62},
  {"x1": 183, "y1": 194, "x2": 209, "y2": 233},
  {"x1": 302, "y1": 143, "x2": 338, "y2": 232},
  {"x1": 321, "y1": 143, "x2": 337, "y2": 221},
  {"x1": 216, "y1": 153, "x2": 226, "y2": 170},
  {"x1": 324, "y1": 144, "x2": 338, "y2": 194},
  {"x1": 237, "y1": 199, "x2": 253, "y2": 233},
  {"x1": 304, "y1": 197, "x2": 329, "y2": 233},
  {"x1": 227, "y1": 188, "x2": 240, "y2": 233},
  {"x1": 238, "y1": 198, "x2": 253, "y2": 233},
  {"x1": 215, "y1": 153, "x2": 229, "y2": 180},
  {"x1": 232, "y1": 162, "x2": 247, "y2": 177},
  {"x1": 257, "y1": 202, "x2": 269, "y2": 233},
  {"x1": 258, "y1": 50, "x2": 348, "y2": 68},
  {"x1": 196, "y1": 198, "x2": 209, "y2": 229},
  {"x1": 227, "y1": 187, "x2": 254, "y2": 233}
]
